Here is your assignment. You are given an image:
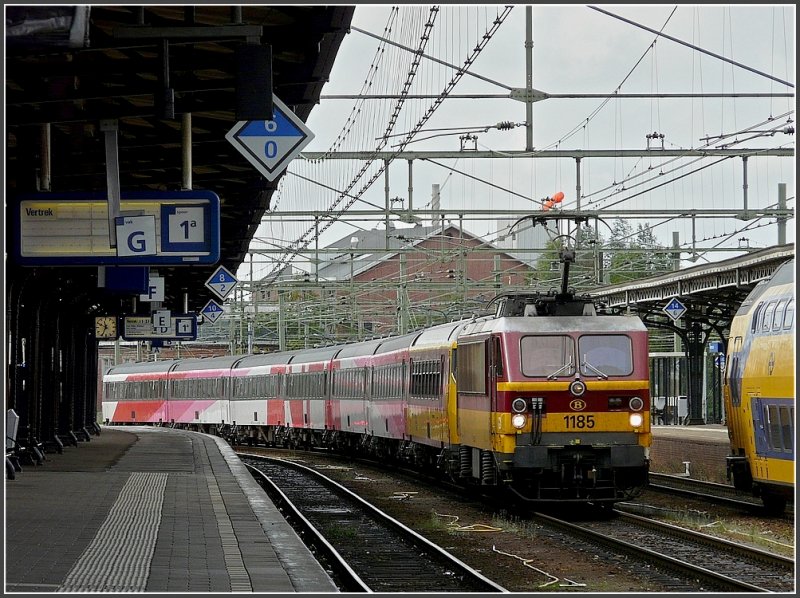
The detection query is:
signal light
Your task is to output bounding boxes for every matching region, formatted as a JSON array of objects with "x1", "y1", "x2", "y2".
[
  {"x1": 511, "y1": 398, "x2": 528, "y2": 413},
  {"x1": 569, "y1": 380, "x2": 586, "y2": 397},
  {"x1": 629, "y1": 397, "x2": 644, "y2": 411}
]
